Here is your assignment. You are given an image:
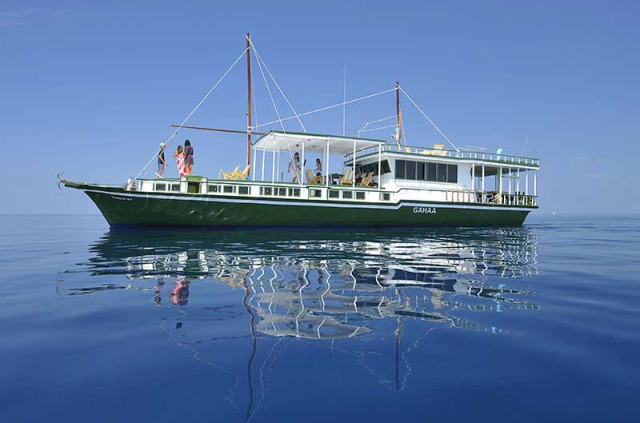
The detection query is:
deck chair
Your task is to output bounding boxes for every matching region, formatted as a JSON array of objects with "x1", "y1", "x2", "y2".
[
  {"x1": 339, "y1": 169, "x2": 353, "y2": 185},
  {"x1": 433, "y1": 143, "x2": 447, "y2": 157},
  {"x1": 359, "y1": 171, "x2": 374, "y2": 187},
  {"x1": 233, "y1": 164, "x2": 251, "y2": 180},
  {"x1": 223, "y1": 166, "x2": 241, "y2": 180},
  {"x1": 305, "y1": 169, "x2": 321, "y2": 184}
]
